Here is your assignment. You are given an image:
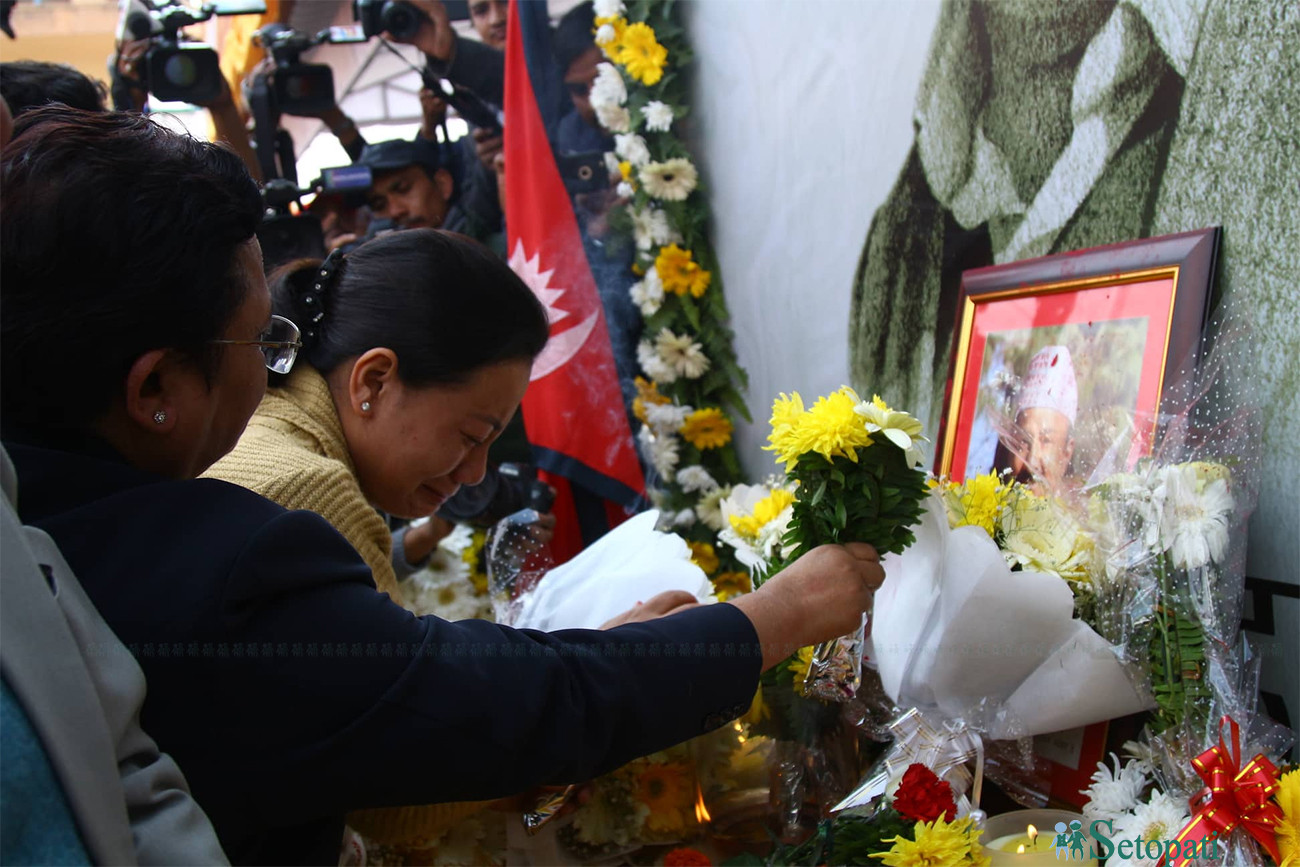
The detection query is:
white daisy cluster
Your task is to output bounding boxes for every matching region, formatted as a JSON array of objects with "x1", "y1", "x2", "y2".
[
  {"x1": 635, "y1": 328, "x2": 709, "y2": 384},
  {"x1": 589, "y1": 62, "x2": 630, "y2": 133},
  {"x1": 628, "y1": 267, "x2": 664, "y2": 316}
]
